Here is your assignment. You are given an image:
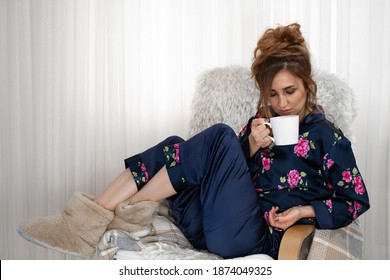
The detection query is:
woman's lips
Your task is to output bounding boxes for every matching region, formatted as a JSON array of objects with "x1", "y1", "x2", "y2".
[{"x1": 279, "y1": 109, "x2": 292, "y2": 115}]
